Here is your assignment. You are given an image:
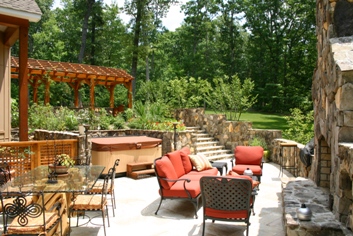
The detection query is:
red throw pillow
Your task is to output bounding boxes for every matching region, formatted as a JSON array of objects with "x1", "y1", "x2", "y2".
[{"x1": 180, "y1": 147, "x2": 193, "y2": 173}]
